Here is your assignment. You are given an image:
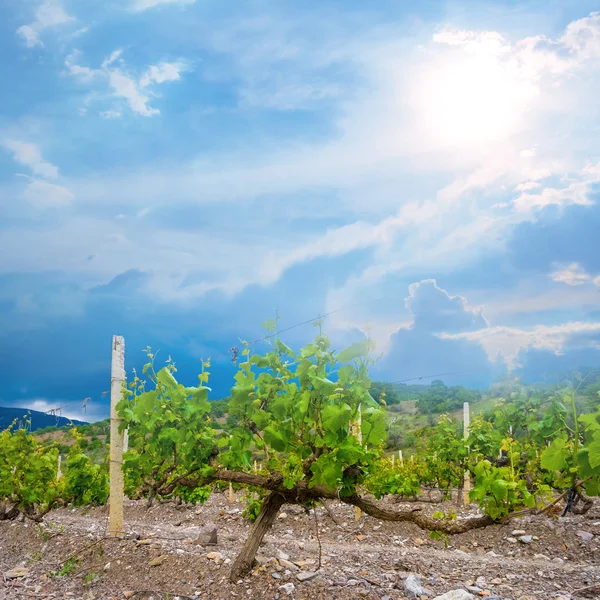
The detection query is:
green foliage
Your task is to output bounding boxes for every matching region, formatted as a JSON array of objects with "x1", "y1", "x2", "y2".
[
  {"x1": 241, "y1": 489, "x2": 266, "y2": 521},
  {"x1": 49, "y1": 557, "x2": 78, "y2": 578},
  {"x1": 364, "y1": 456, "x2": 428, "y2": 499},
  {"x1": 117, "y1": 349, "x2": 217, "y2": 503},
  {"x1": 62, "y1": 429, "x2": 109, "y2": 506},
  {"x1": 415, "y1": 380, "x2": 481, "y2": 415},
  {"x1": 223, "y1": 329, "x2": 385, "y2": 497},
  {"x1": 0, "y1": 420, "x2": 62, "y2": 520}
]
